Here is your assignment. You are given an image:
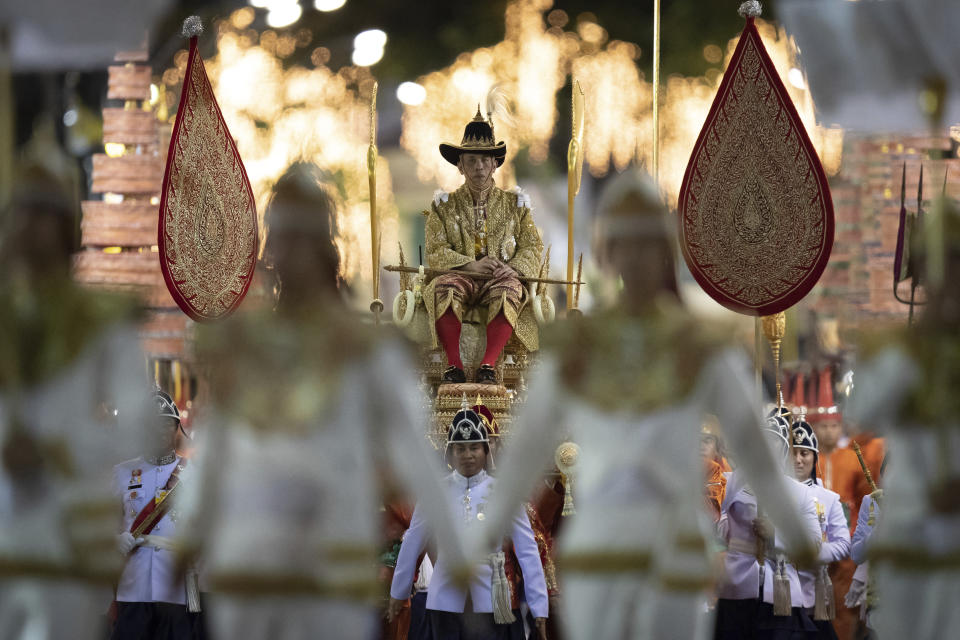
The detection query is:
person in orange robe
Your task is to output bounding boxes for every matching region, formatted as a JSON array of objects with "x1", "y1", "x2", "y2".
[
  {"x1": 808, "y1": 367, "x2": 884, "y2": 640},
  {"x1": 378, "y1": 479, "x2": 415, "y2": 640},
  {"x1": 700, "y1": 415, "x2": 729, "y2": 521}
]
